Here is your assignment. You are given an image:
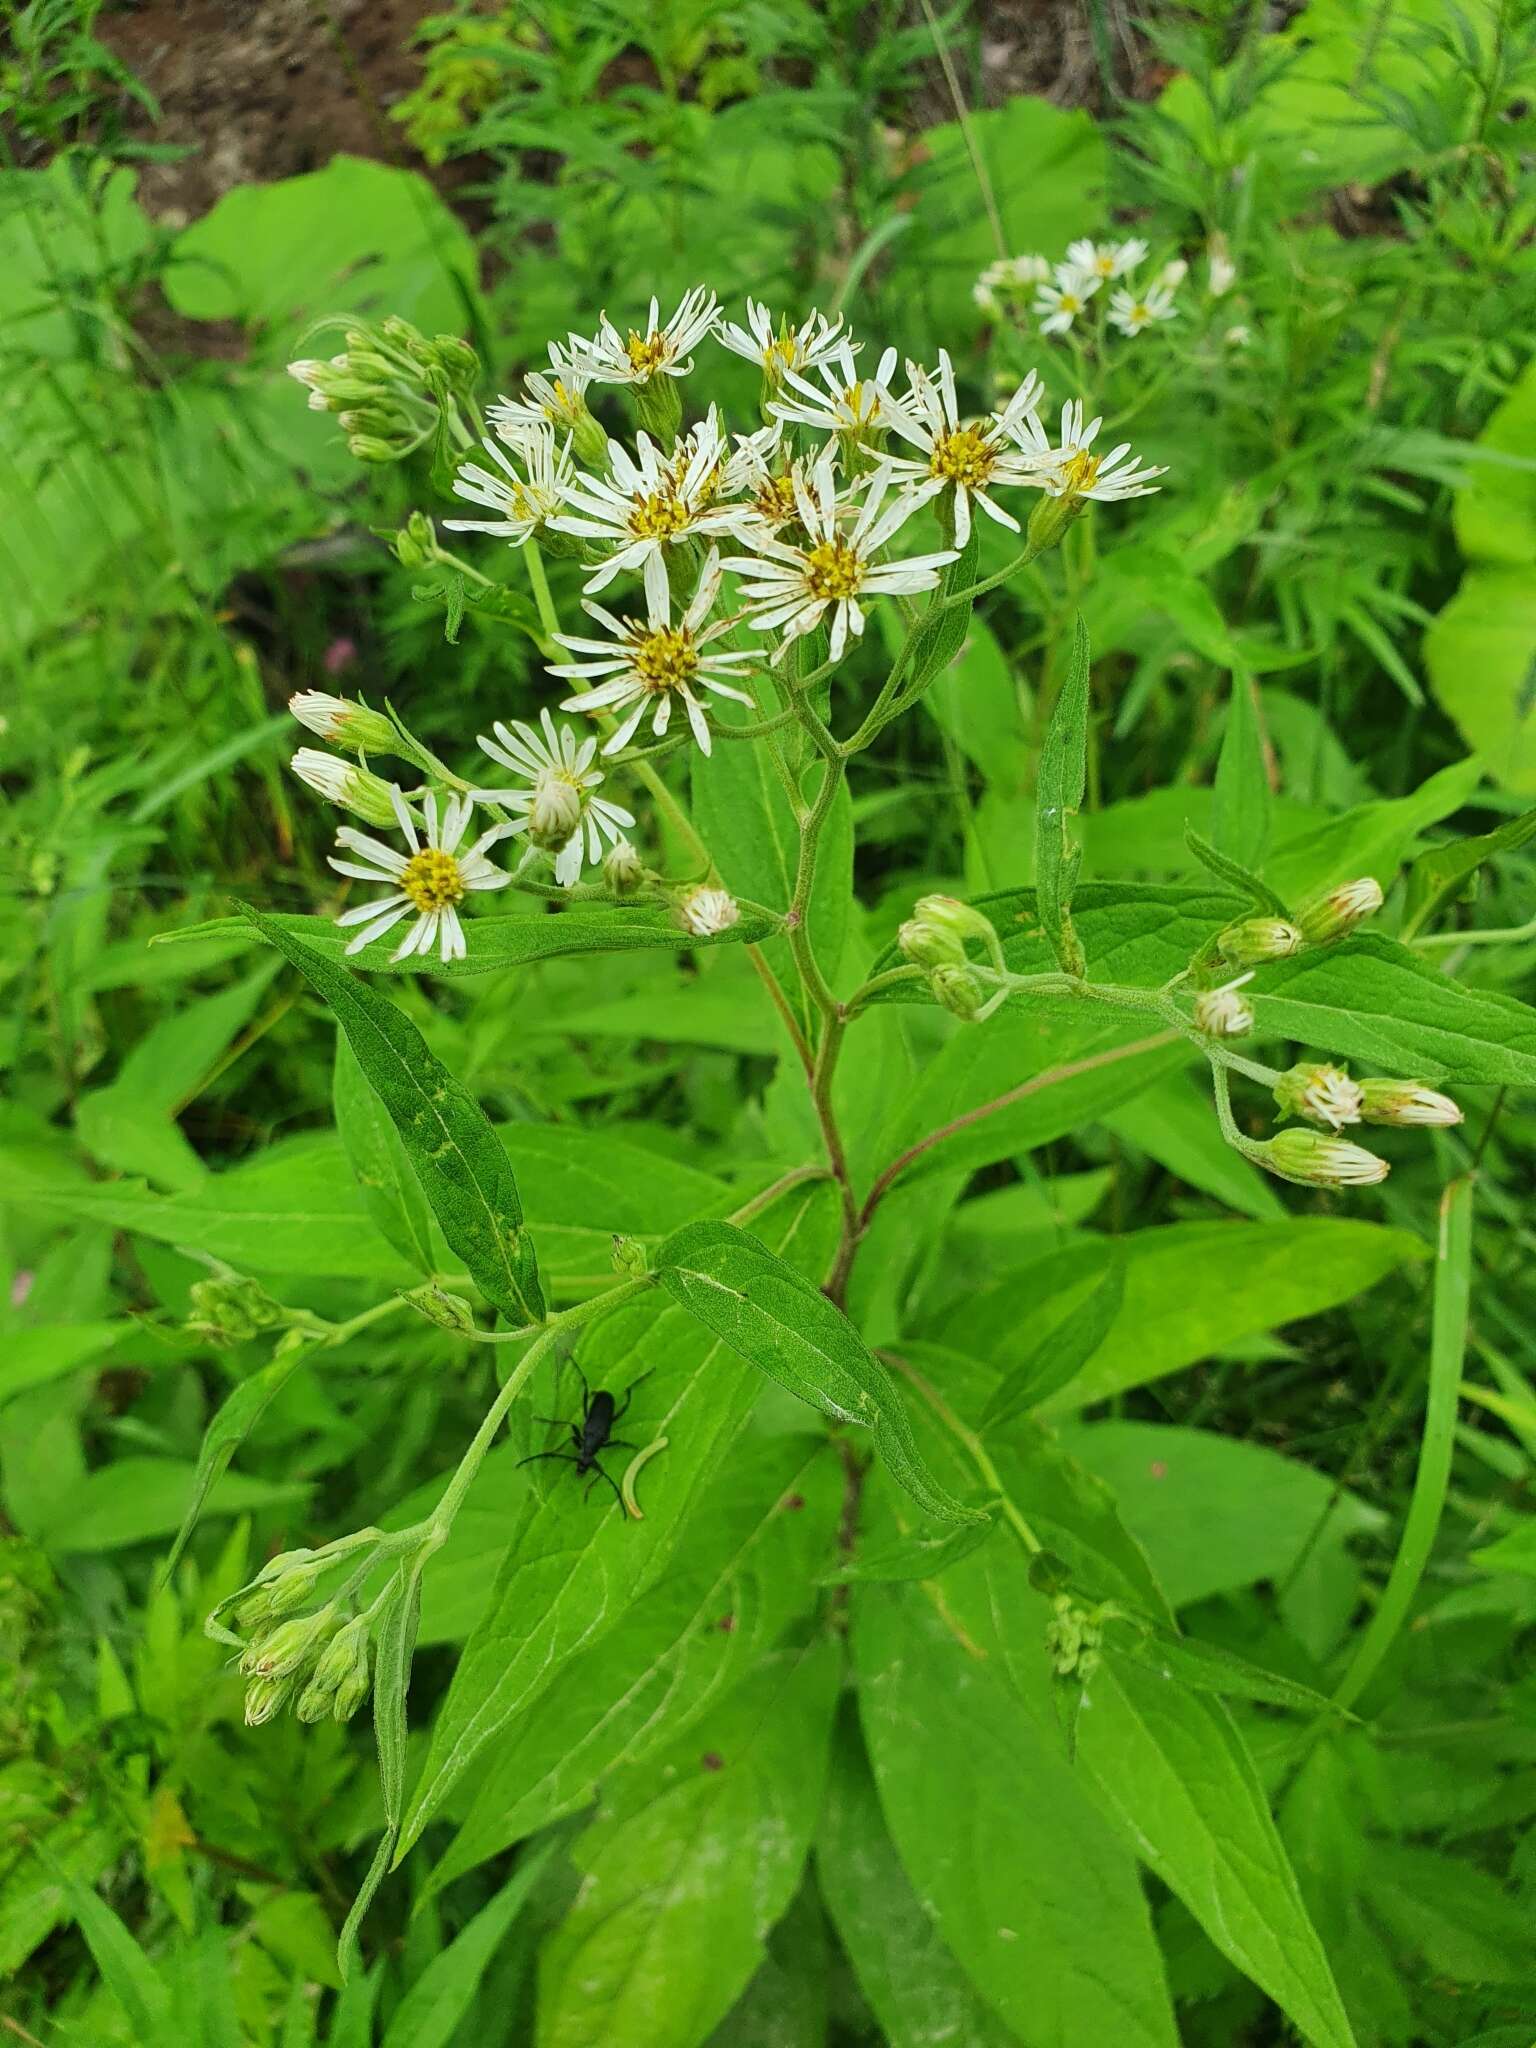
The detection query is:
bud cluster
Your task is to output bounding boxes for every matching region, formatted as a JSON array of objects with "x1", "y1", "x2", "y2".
[
  {"x1": 1247, "y1": 1066, "x2": 1461, "y2": 1188},
  {"x1": 186, "y1": 1273, "x2": 286, "y2": 1347},
  {"x1": 288, "y1": 316, "x2": 480, "y2": 465},
  {"x1": 898, "y1": 894, "x2": 1005, "y2": 1022},
  {"x1": 1044, "y1": 1593, "x2": 1106, "y2": 1685}
]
